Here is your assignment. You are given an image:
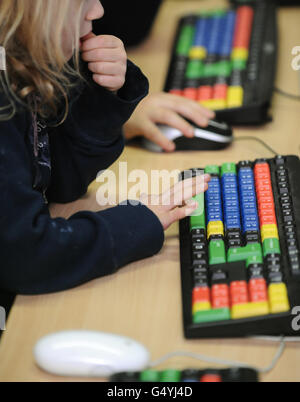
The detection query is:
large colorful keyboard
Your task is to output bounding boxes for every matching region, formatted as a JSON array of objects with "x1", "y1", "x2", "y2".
[
  {"x1": 179, "y1": 156, "x2": 300, "y2": 338},
  {"x1": 110, "y1": 367, "x2": 258, "y2": 382},
  {"x1": 164, "y1": 1, "x2": 277, "y2": 125}
]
